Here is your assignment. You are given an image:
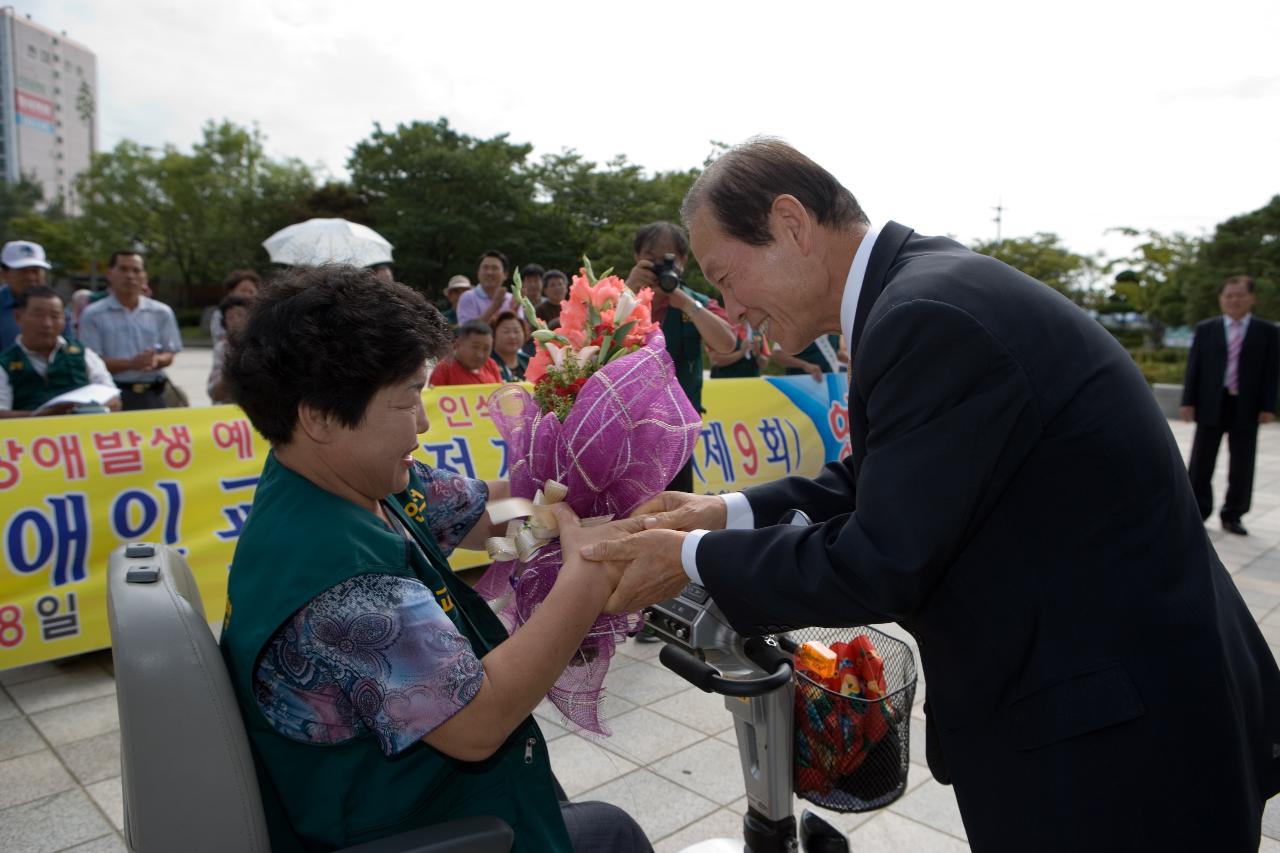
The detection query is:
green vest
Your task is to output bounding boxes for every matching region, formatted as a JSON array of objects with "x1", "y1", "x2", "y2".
[
  {"x1": 219, "y1": 453, "x2": 571, "y2": 853},
  {"x1": 662, "y1": 286, "x2": 711, "y2": 413},
  {"x1": 1, "y1": 339, "x2": 90, "y2": 411},
  {"x1": 709, "y1": 336, "x2": 761, "y2": 380}
]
